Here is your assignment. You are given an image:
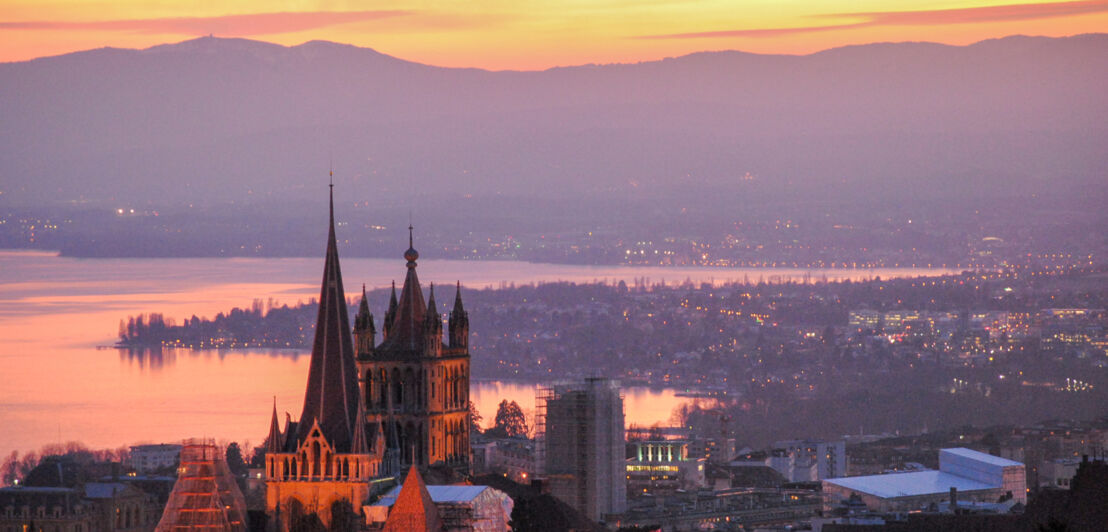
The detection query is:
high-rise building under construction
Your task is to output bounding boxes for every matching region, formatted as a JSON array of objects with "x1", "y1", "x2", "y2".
[{"x1": 535, "y1": 377, "x2": 627, "y2": 522}]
